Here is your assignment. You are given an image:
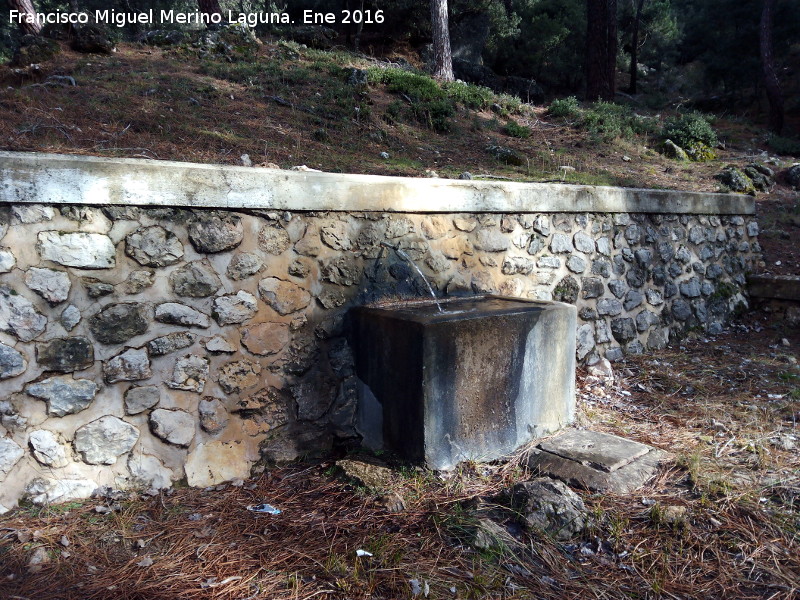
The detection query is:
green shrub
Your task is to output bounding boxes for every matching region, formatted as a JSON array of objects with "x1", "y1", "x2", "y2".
[
  {"x1": 412, "y1": 98, "x2": 456, "y2": 133},
  {"x1": 768, "y1": 135, "x2": 800, "y2": 156},
  {"x1": 442, "y1": 80, "x2": 493, "y2": 109},
  {"x1": 504, "y1": 121, "x2": 531, "y2": 138},
  {"x1": 383, "y1": 100, "x2": 403, "y2": 125},
  {"x1": 367, "y1": 67, "x2": 525, "y2": 132},
  {"x1": 368, "y1": 68, "x2": 442, "y2": 101},
  {"x1": 582, "y1": 101, "x2": 636, "y2": 142},
  {"x1": 547, "y1": 96, "x2": 581, "y2": 119},
  {"x1": 495, "y1": 93, "x2": 523, "y2": 115},
  {"x1": 661, "y1": 112, "x2": 718, "y2": 149}
]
